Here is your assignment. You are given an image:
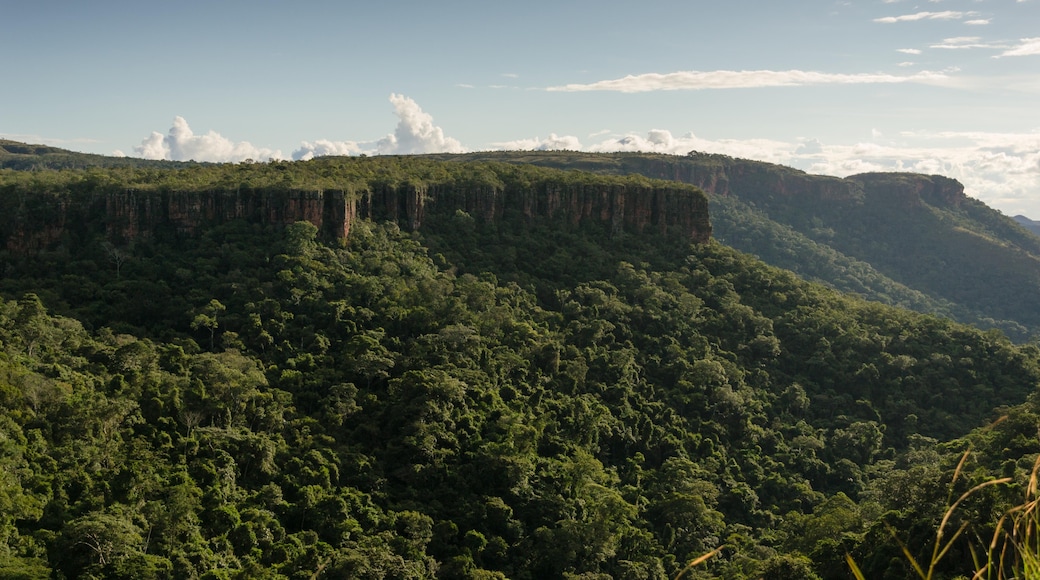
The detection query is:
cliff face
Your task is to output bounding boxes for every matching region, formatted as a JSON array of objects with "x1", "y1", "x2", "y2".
[
  {"x1": 847, "y1": 173, "x2": 967, "y2": 209},
  {"x1": 447, "y1": 152, "x2": 969, "y2": 214},
  {"x1": 2, "y1": 177, "x2": 710, "y2": 254},
  {"x1": 620, "y1": 155, "x2": 970, "y2": 213},
  {"x1": 619, "y1": 155, "x2": 861, "y2": 205},
  {"x1": 357, "y1": 180, "x2": 710, "y2": 241}
]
